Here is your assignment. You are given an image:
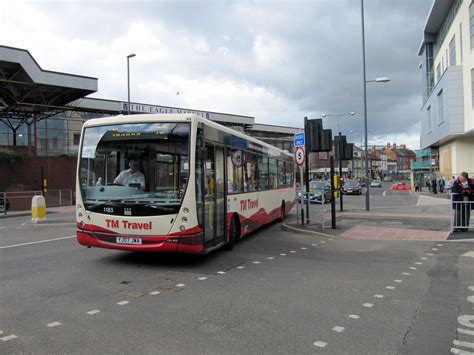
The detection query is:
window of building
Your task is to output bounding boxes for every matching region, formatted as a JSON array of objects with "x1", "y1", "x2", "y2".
[
  {"x1": 73, "y1": 133, "x2": 81, "y2": 145},
  {"x1": 445, "y1": 48, "x2": 448, "y2": 69},
  {"x1": 436, "y1": 63, "x2": 441, "y2": 81},
  {"x1": 425, "y1": 43, "x2": 434, "y2": 97},
  {"x1": 459, "y1": 22, "x2": 463, "y2": 63},
  {"x1": 449, "y1": 35, "x2": 456, "y2": 66},
  {"x1": 319, "y1": 152, "x2": 327, "y2": 160},
  {"x1": 437, "y1": 90, "x2": 444, "y2": 124},
  {"x1": 427, "y1": 105, "x2": 432, "y2": 132}
]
